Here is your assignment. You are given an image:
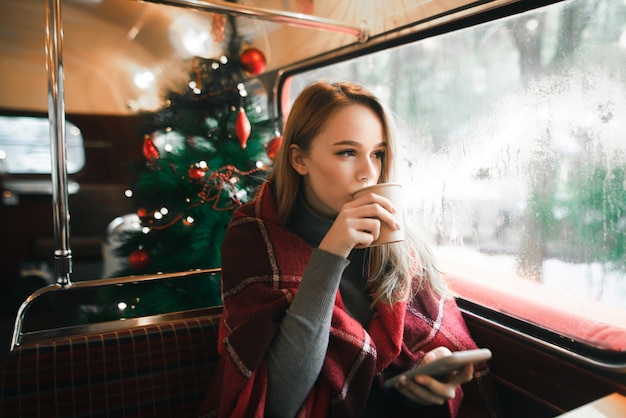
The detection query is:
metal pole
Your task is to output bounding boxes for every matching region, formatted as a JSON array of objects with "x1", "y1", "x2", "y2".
[
  {"x1": 137, "y1": 0, "x2": 369, "y2": 42},
  {"x1": 45, "y1": 0, "x2": 72, "y2": 286}
]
